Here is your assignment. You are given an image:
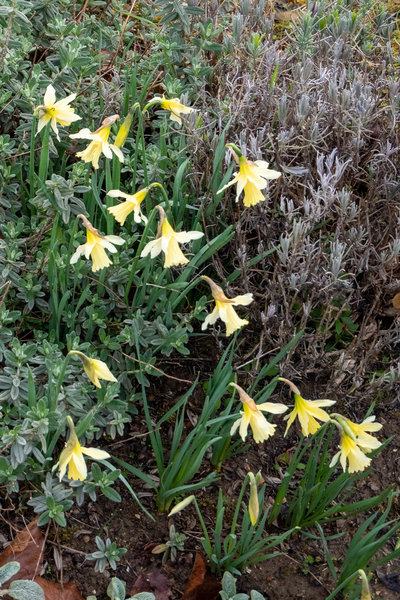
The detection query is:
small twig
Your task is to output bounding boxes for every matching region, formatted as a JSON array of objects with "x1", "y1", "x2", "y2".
[
  {"x1": 46, "y1": 539, "x2": 87, "y2": 556},
  {"x1": 0, "y1": 280, "x2": 11, "y2": 309},
  {"x1": 120, "y1": 350, "x2": 194, "y2": 384},
  {"x1": 85, "y1": 275, "x2": 128, "y2": 308}
]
